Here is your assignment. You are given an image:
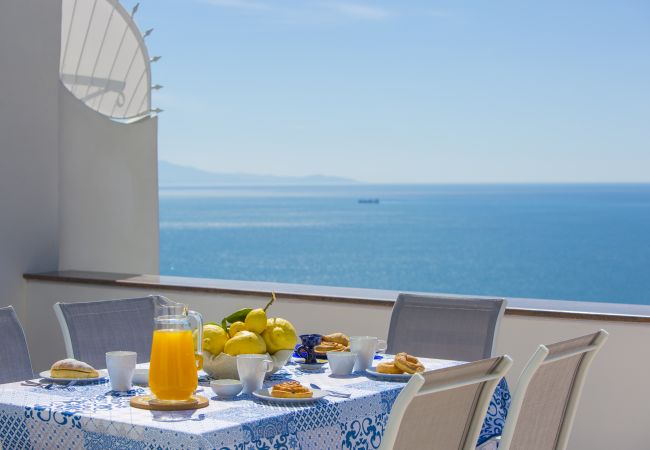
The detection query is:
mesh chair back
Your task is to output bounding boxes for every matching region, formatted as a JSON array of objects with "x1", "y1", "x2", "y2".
[
  {"x1": 55, "y1": 296, "x2": 164, "y2": 369},
  {"x1": 387, "y1": 294, "x2": 506, "y2": 361},
  {"x1": 385, "y1": 355, "x2": 512, "y2": 450},
  {"x1": 0, "y1": 306, "x2": 34, "y2": 383},
  {"x1": 502, "y1": 330, "x2": 608, "y2": 450}
]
